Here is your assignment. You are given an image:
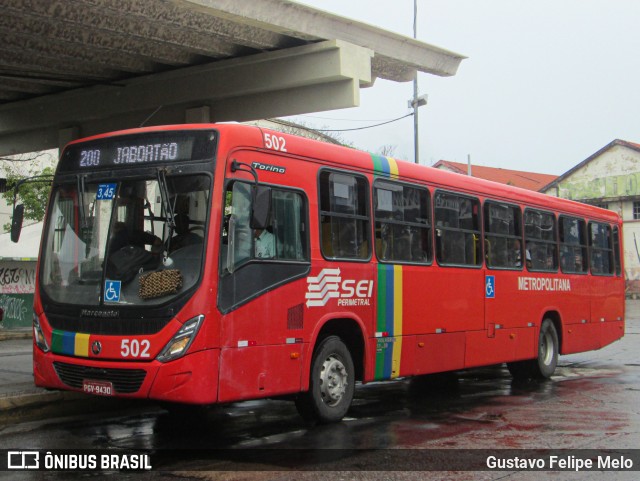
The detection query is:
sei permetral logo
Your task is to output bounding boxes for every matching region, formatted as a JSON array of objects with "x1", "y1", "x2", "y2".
[{"x1": 305, "y1": 268, "x2": 373, "y2": 308}]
